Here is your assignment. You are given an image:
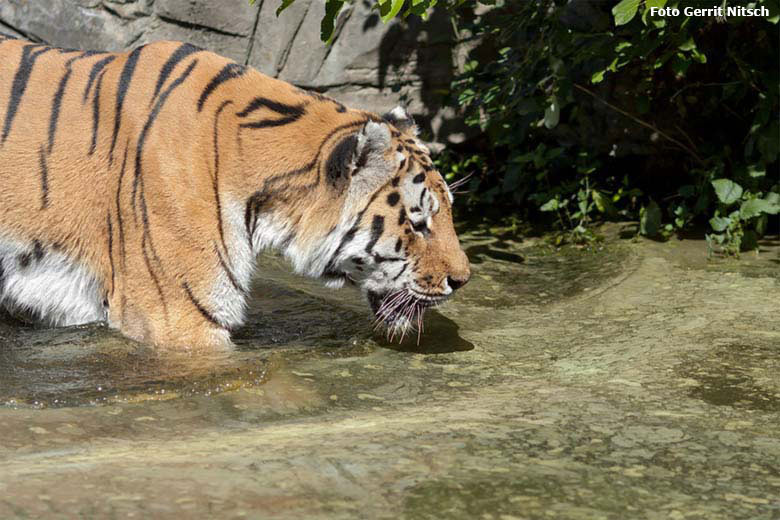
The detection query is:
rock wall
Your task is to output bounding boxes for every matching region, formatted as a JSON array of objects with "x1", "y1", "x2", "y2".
[{"x1": 0, "y1": 0, "x2": 462, "y2": 144}]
